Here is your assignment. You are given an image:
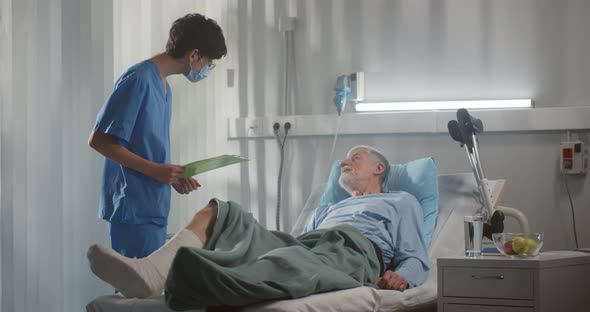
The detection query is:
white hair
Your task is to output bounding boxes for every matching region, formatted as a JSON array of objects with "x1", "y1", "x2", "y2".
[{"x1": 346, "y1": 145, "x2": 390, "y2": 181}]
